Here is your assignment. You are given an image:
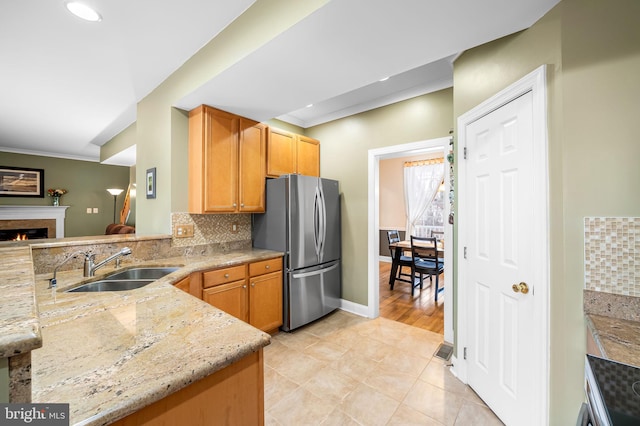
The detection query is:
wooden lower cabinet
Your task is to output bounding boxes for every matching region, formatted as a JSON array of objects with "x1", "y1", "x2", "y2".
[
  {"x1": 173, "y1": 276, "x2": 190, "y2": 293},
  {"x1": 203, "y1": 280, "x2": 248, "y2": 322},
  {"x1": 249, "y1": 271, "x2": 283, "y2": 332},
  {"x1": 112, "y1": 349, "x2": 264, "y2": 426},
  {"x1": 201, "y1": 257, "x2": 283, "y2": 333}
]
